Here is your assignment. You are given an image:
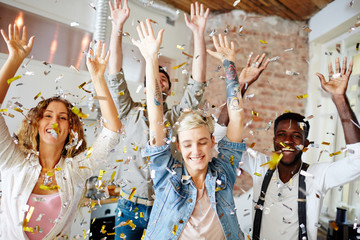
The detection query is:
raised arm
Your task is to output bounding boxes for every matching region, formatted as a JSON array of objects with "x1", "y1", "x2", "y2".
[
  {"x1": 108, "y1": 0, "x2": 130, "y2": 74},
  {"x1": 207, "y1": 34, "x2": 243, "y2": 142},
  {"x1": 86, "y1": 41, "x2": 122, "y2": 133},
  {"x1": 132, "y1": 19, "x2": 165, "y2": 146},
  {"x1": 316, "y1": 57, "x2": 360, "y2": 144},
  {"x1": 184, "y1": 2, "x2": 209, "y2": 83},
  {"x1": 0, "y1": 24, "x2": 34, "y2": 104}
]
